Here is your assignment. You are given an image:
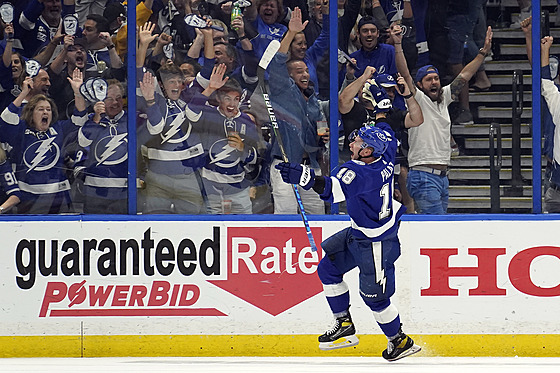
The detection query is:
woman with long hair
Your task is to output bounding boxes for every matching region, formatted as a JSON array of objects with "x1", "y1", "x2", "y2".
[{"x1": 0, "y1": 69, "x2": 87, "y2": 214}]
